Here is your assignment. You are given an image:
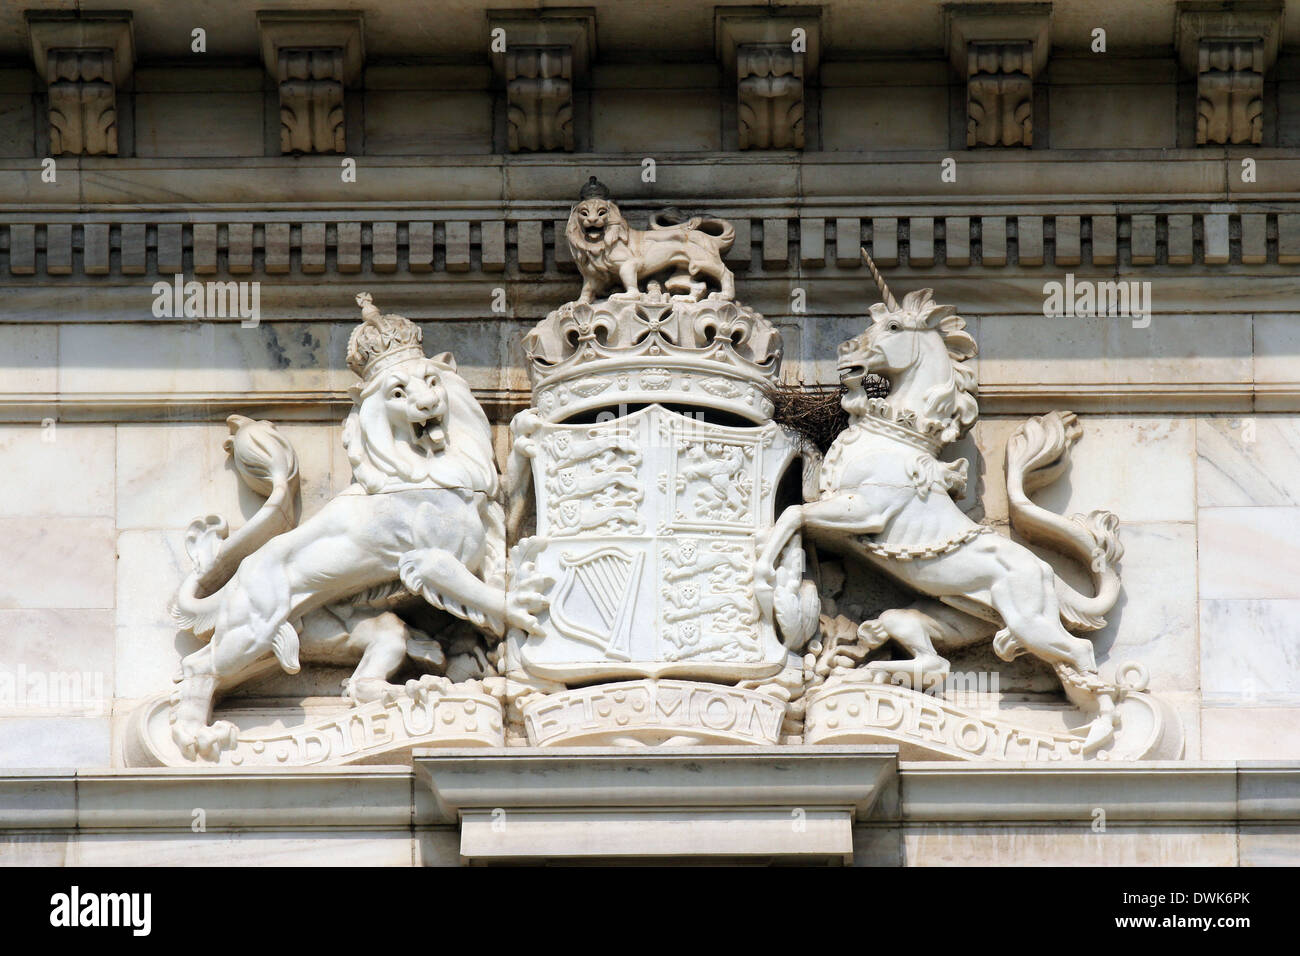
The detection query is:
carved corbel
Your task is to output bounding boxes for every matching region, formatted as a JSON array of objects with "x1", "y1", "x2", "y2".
[
  {"x1": 489, "y1": 9, "x2": 595, "y2": 153},
  {"x1": 715, "y1": 7, "x2": 821, "y2": 150},
  {"x1": 257, "y1": 11, "x2": 364, "y2": 154},
  {"x1": 26, "y1": 12, "x2": 135, "y2": 156},
  {"x1": 1175, "y1": 2, "x2": 1284, "y2": 145},
  {"x1": 945, "y1": 3, "x2": 1051, "y2": 148}
]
